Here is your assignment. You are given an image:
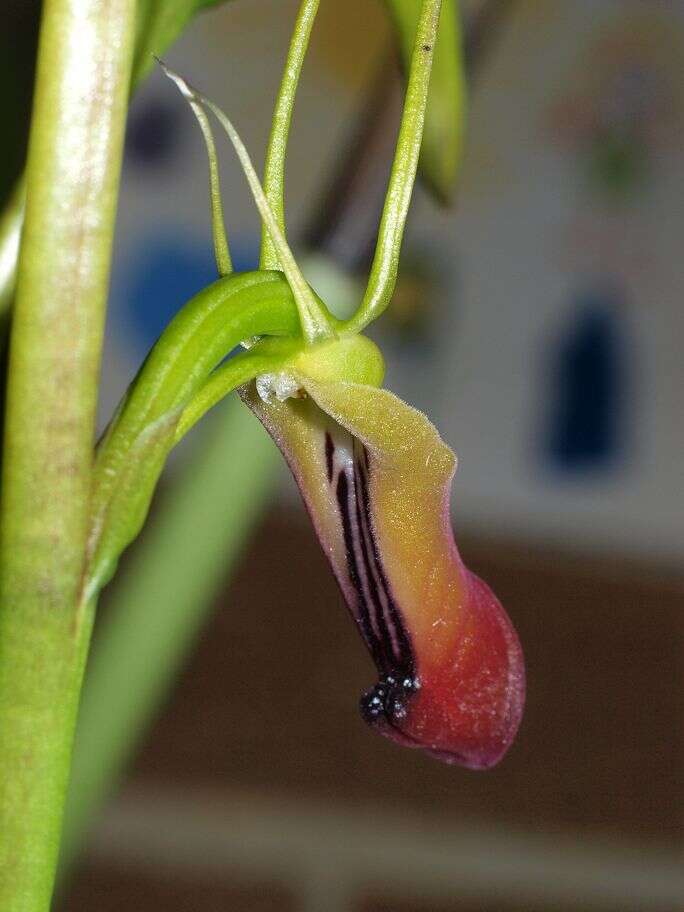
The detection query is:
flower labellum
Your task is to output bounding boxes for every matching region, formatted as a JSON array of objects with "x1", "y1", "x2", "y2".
[{"x1": 242, "y1": 370, "x2": 525, "y2": 768}]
